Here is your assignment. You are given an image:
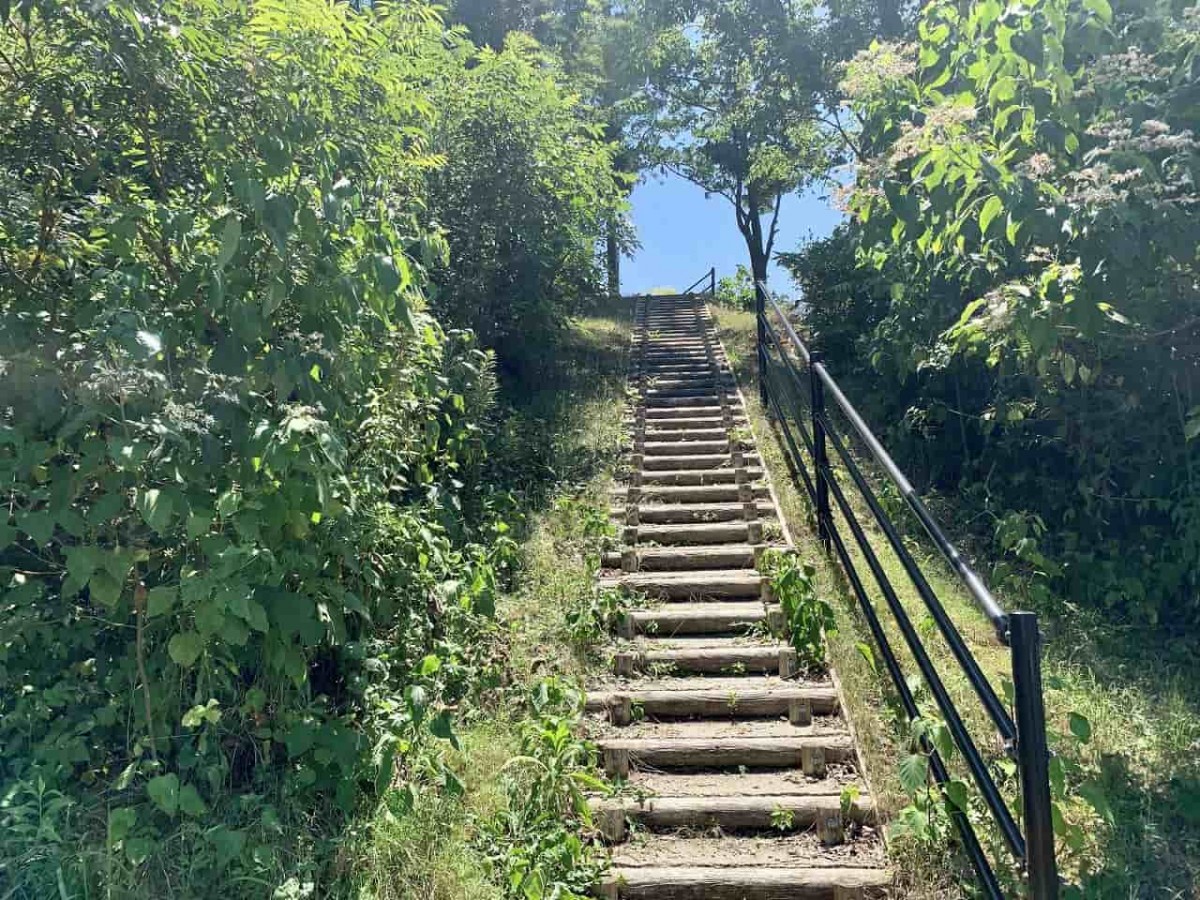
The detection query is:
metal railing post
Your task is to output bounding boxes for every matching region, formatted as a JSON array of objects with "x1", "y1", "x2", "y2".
[
  {"x1": 754, "y1": 280, "x2": 768, "y2": 405},
  {"x1": 809, "y1": 352, "x2": 832, "y2": 551},
  {"x1": 1010, "y1": 611, "x2": 1059, "y2": 899},
  {"x1": 710, "y1": 267, "x2": 716, "y2": 296}
]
